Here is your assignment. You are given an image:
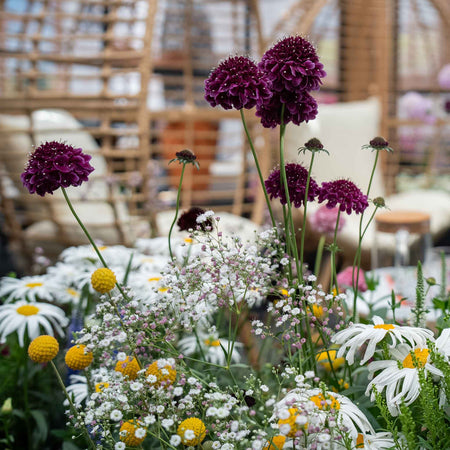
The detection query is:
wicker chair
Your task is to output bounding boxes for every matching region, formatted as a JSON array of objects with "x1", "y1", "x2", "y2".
[{"x1": 0, "y1": 0, "x2": 271, "y2": 271}]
